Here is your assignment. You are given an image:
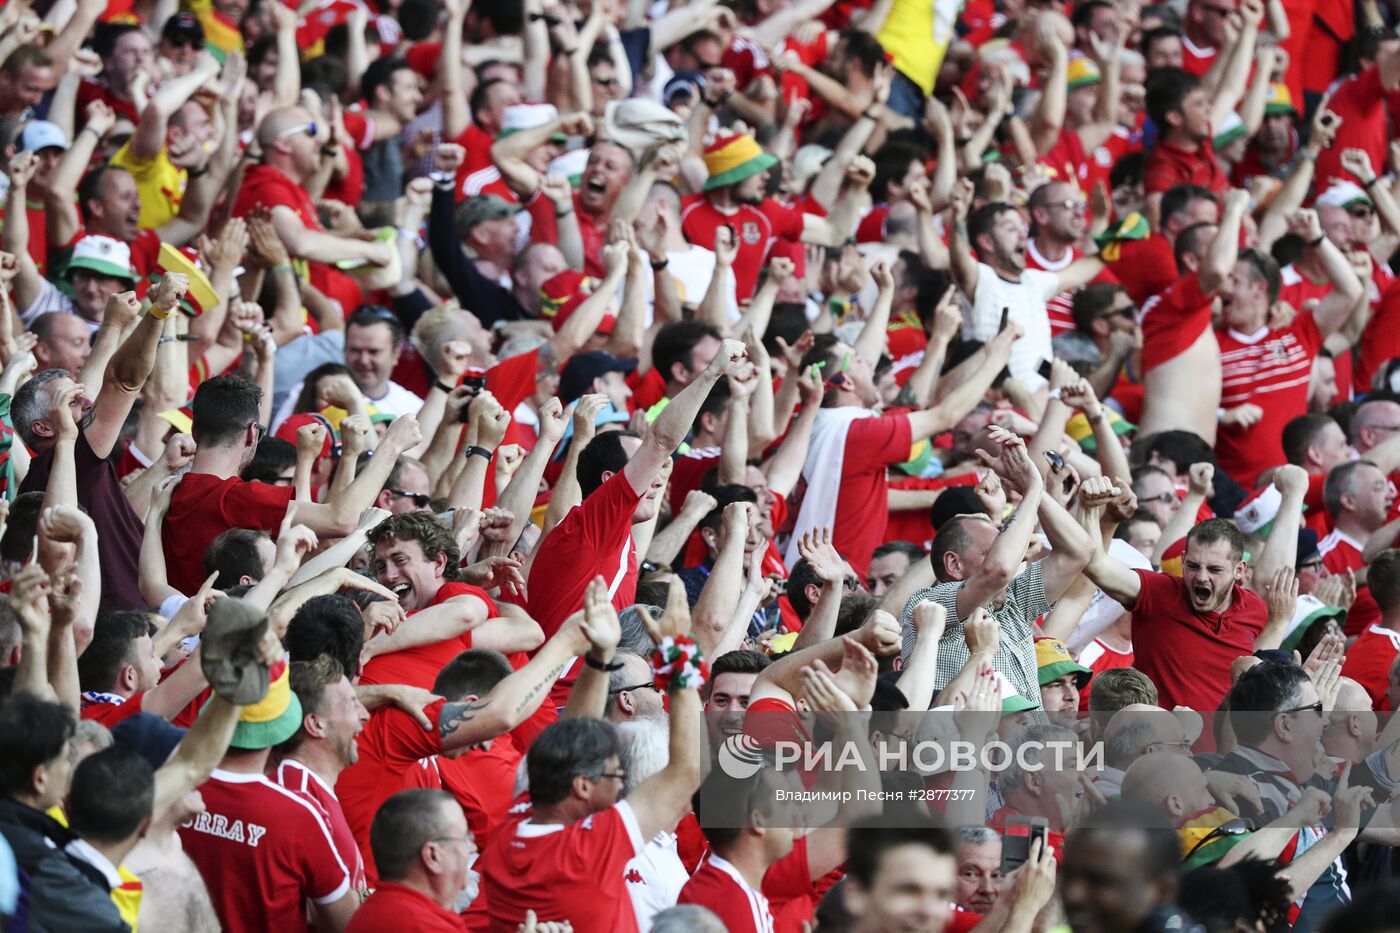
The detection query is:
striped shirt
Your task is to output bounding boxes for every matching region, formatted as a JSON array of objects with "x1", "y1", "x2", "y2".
[
  {"x1": 900, "y1": 560, "x2": 1051, "y2": 704},
  {"x1": 1214, "y1": 313, "x2": 1322, "y2": 487}
]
